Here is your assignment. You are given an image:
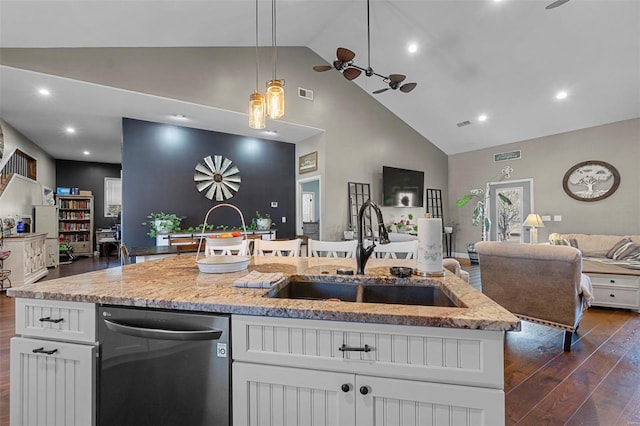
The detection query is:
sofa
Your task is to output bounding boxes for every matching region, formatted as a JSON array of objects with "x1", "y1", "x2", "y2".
[{"x1": 549, "y1": 233, "x2": 640, "y2": 265}]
